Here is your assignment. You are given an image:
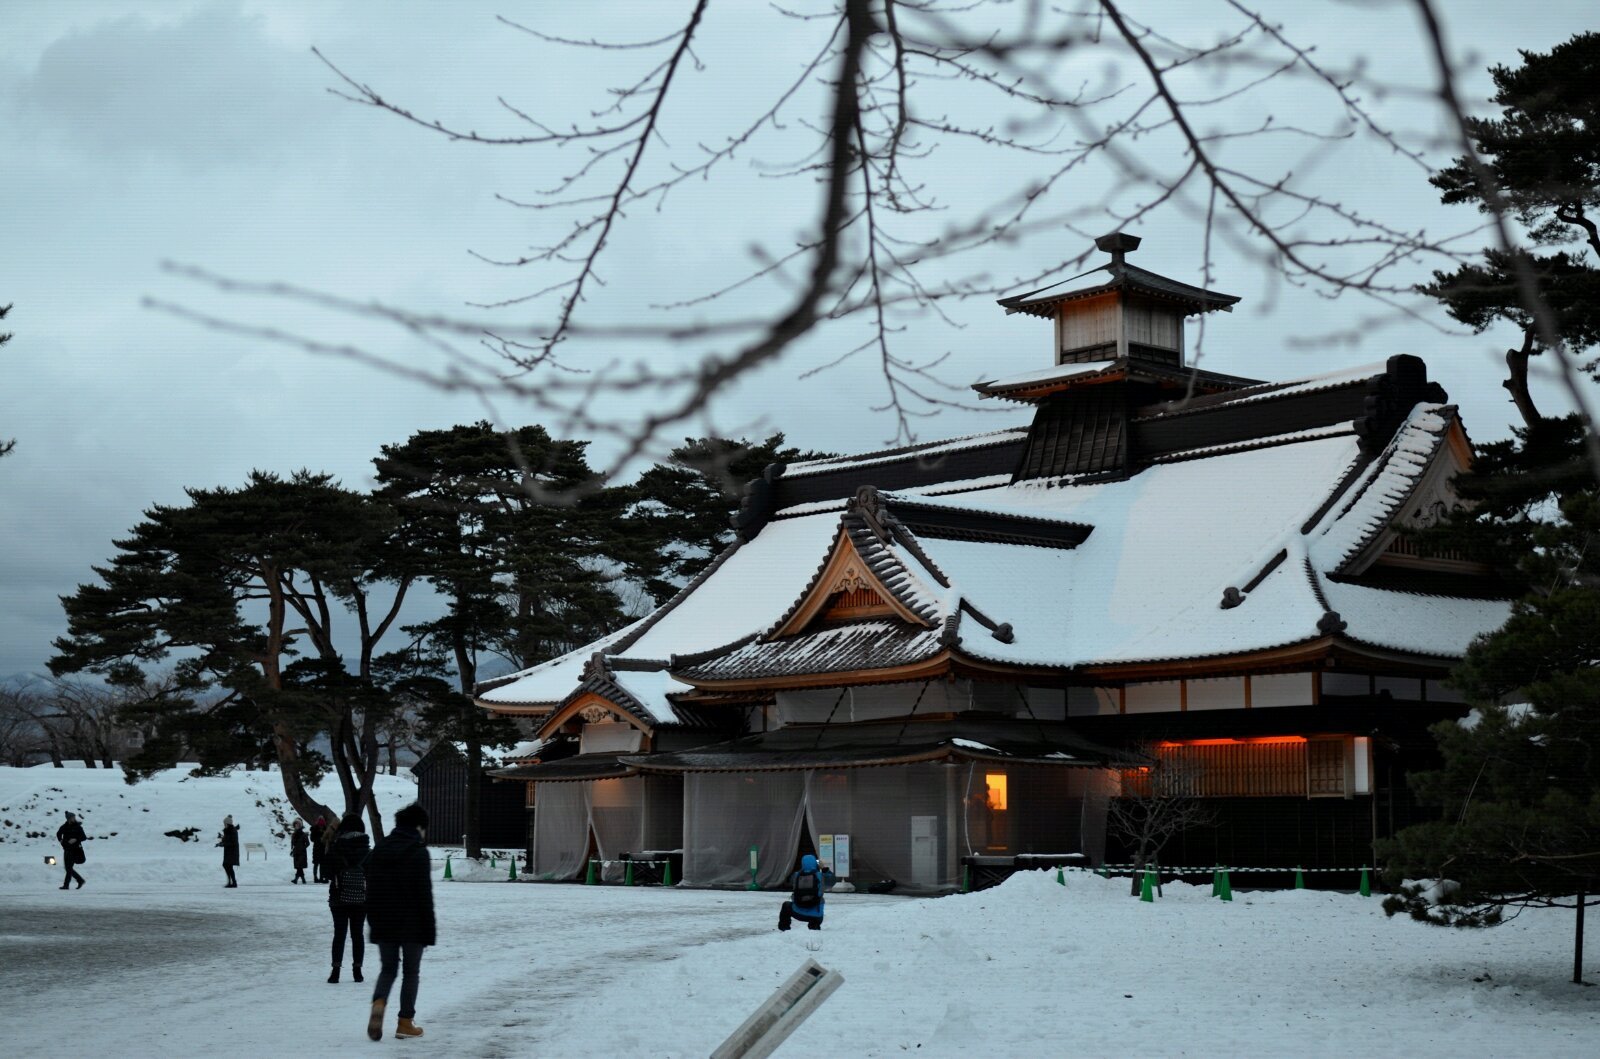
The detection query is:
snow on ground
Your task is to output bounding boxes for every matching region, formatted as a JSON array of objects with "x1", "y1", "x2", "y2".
[
  {"x1": 2, "y1": 766, "x2": 1597, "y2": 1057},
  {"x1": 0, "y1": 763, "x2": 419, "y2": 888}
]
